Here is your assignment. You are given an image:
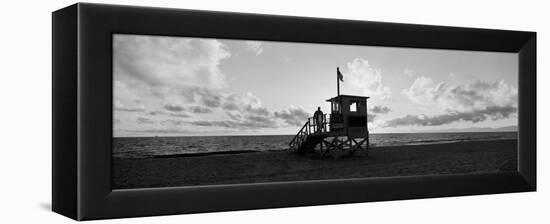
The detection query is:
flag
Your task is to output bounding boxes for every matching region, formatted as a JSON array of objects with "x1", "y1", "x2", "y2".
[{"x1": 337, "y1": 67, "x2": 344, "y2": 82}]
